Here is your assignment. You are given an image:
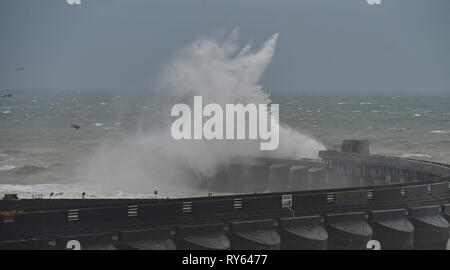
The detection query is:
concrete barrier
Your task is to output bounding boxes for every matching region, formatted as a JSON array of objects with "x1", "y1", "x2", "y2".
[
  {"x1": 0, "y1": 153, "x2": 449, "y2": 250},
  {"x1": 373, "y1": 187, "x2": 402, "y2": 202},
  {"x1": 443, "y1": 204, "x2": 450, "y2": 223},
  {"x1": 326, "y1": 212, "x2": 373, "y2": 250},
  {"x1": 228, "y1": 219, "x2": 280, "y2": 250},
  {"x1": 278, "y1": 216, "x2": 327, "y2": 250},
  {"x1": 78, "y1": 207, "x2": 128, "y2": 225},
  {"x1": 431, "y1": 182, "x2": 449, "y2": 195},
  {"x1": 406, "y1": 185, "x2": 428, "y2": 198},
  {"x1": 369, "y1": 209, "x2": 414, "y2": 250},
  {"x1": 0, "y1": 238, "x2": 51, "y2": 250},
  {"x1": 118, "y1": 228, "x2": 175, "y2": 250},
  {"x1": 175, "y1": 223, "x2": 229, "y2": 250},
  {"x1": 408, "y1": 205, "x2": 449, "y2": 250},
  {"x1": 56, "y1": 232, "x2": 117, "y2": 250}
]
